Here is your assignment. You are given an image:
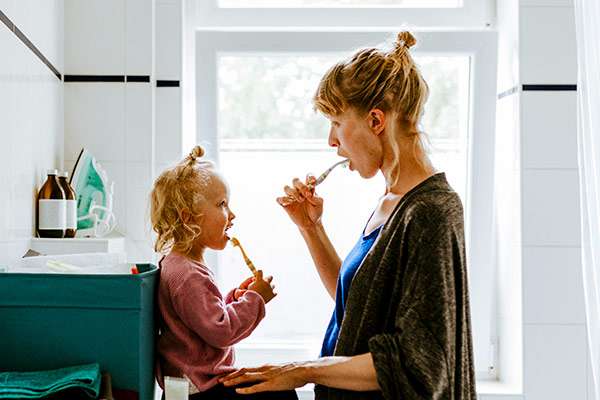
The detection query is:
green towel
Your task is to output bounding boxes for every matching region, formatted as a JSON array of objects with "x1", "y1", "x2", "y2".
[{"x1": 0, "y1": 363, "x2": 101, "y2": 399}]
